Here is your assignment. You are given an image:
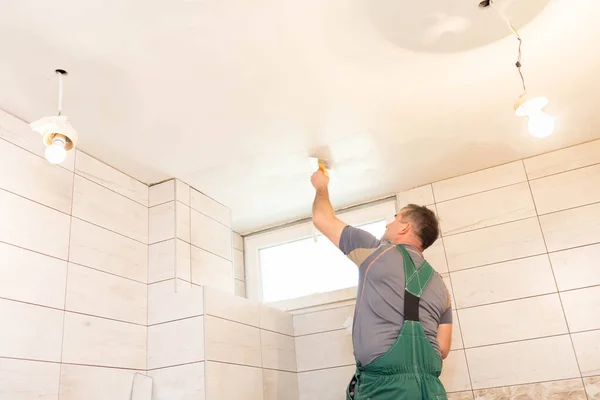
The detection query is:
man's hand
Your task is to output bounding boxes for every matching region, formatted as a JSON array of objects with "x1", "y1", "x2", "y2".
[{"x1": 311, "y1": 169, "x2": 330, "y2": 190}]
